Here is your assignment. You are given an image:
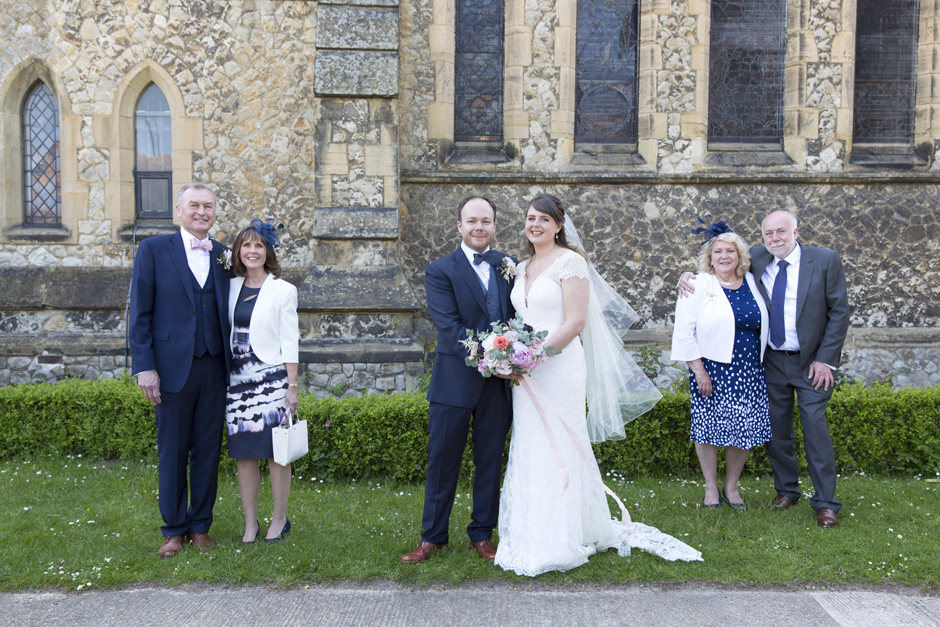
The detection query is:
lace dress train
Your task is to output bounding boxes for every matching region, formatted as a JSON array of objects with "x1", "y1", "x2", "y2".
[{"x1": 494, "y1": 251, "x2": 702, "y2": 576}]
